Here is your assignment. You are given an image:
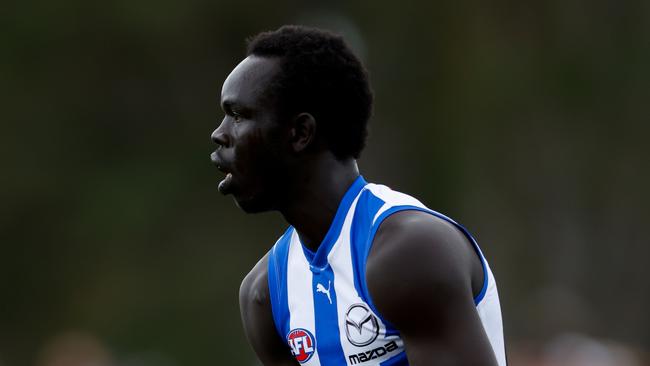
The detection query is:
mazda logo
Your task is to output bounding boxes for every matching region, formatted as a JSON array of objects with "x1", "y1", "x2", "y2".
[{"x1": 345, "y1": 303, "x2": 379, "y2": 347}]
